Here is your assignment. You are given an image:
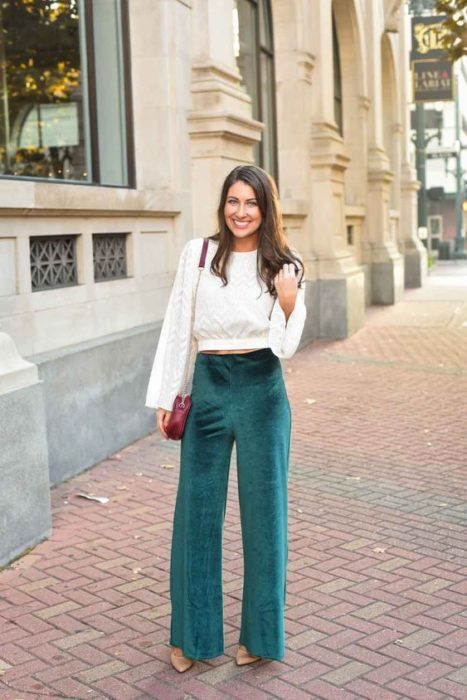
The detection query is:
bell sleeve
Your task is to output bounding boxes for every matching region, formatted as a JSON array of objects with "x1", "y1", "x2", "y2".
[
  {"x1": 269, "y1": 282, "x2": 307, "y2": 359},
  {"x1": 145, "y1": 239, "x2": 198, "y2": 411}
]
